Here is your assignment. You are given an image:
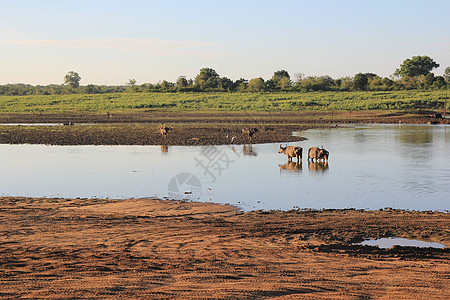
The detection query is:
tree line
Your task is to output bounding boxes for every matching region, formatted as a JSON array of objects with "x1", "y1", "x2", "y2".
[{"x1": 1, "y1": 56, "x2": 449, "y2": 96}]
